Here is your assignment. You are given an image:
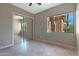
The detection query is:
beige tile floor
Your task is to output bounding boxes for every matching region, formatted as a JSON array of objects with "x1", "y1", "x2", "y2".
[{"x1": 0, "y1": 35, "x2": 77, "y2": 56}]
